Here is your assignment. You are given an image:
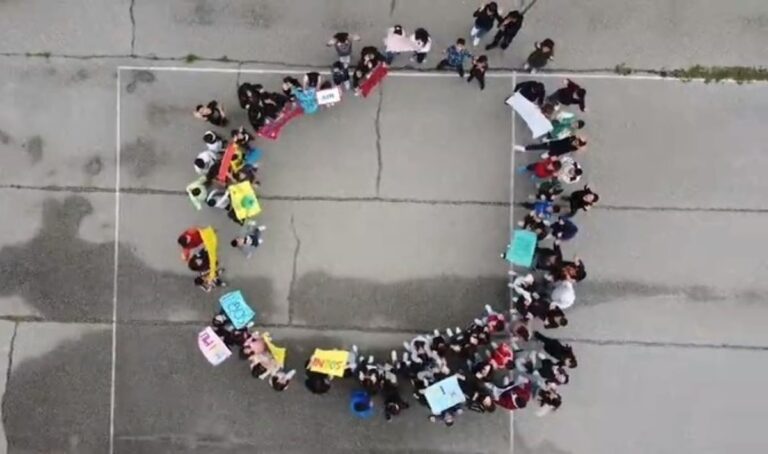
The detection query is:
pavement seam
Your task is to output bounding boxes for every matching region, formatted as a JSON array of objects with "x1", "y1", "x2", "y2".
[
  {"x1": 287, "y1": 213, "x2": 302, "y2": 324},
  {"x1": 375, "y1": 85, "x2": 384, "y2": 196},
  {"x1": 1, "y1": 322, "x2": 19, "y2": 434},
  {"x1": 2, "y1": 184, "x2": 768, "y2": 213},
  {"x1": 129, "y1": 0, "x2": 136, "y2": 54},
  {"x1": 389, "y1": 0, "x2": 396, "y2": 16}
]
